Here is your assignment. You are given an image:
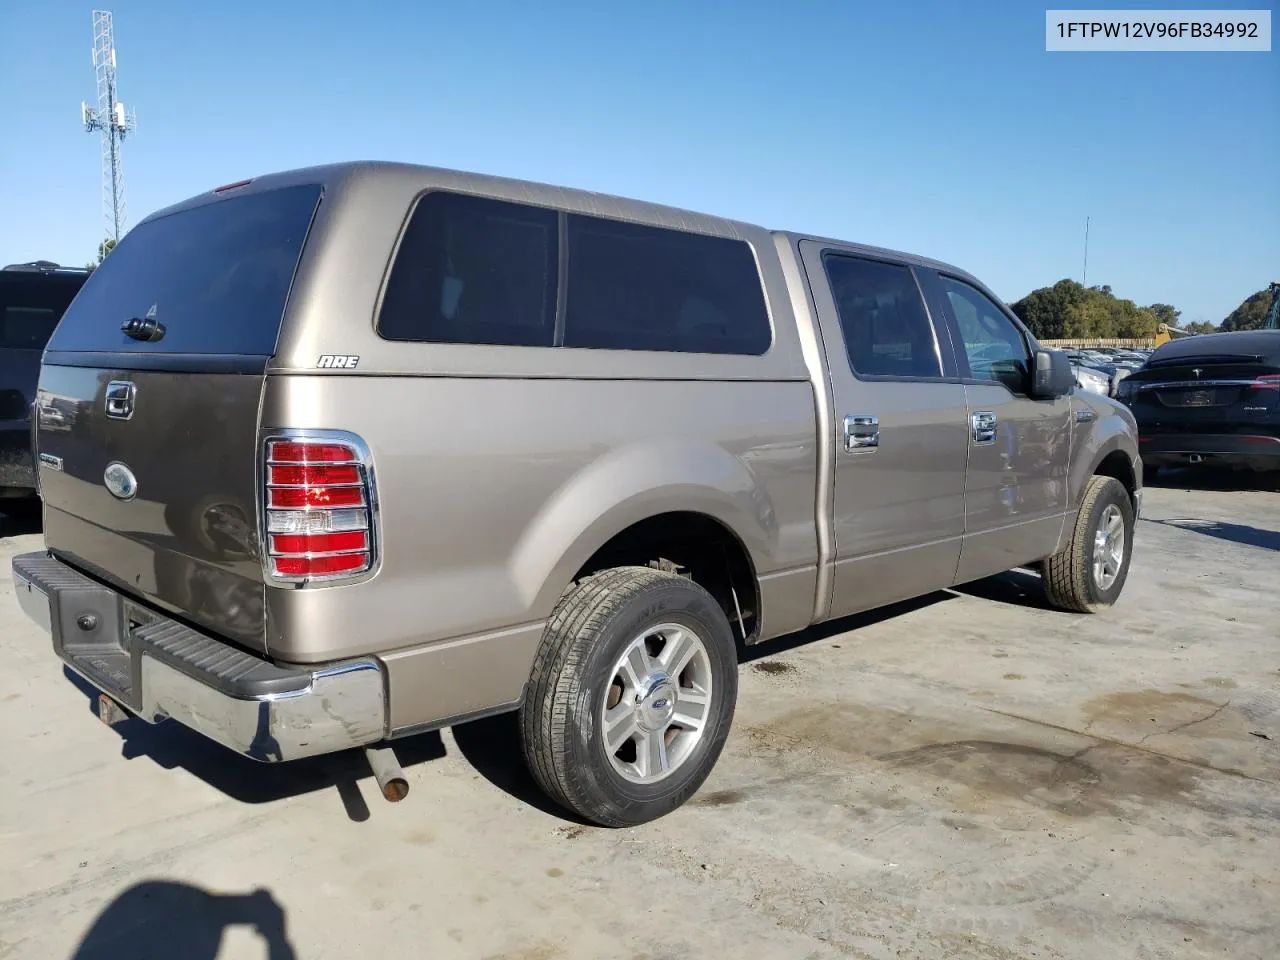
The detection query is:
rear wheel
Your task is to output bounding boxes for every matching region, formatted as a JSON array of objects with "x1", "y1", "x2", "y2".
[
  {"x1": 519, "y1": 566, "x2": 738, "y2": 827},
  {"x1": 1042, "y1": 475, "x2": 1134, "y2": 613}
]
